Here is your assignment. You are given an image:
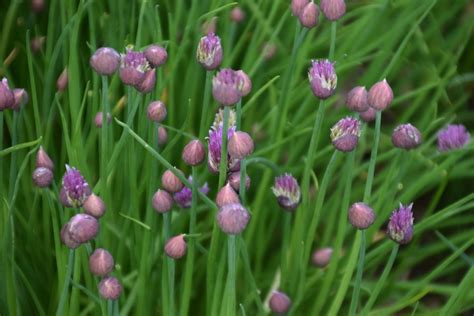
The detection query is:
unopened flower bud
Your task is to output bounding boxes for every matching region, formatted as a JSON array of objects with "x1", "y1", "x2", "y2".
[
  {"x1": 90, "y1": 47, "x2": 121, "y2": 76},
  {"x1": 83, "y1": 194, "x2": 106, "y2": 218},
  {"x1": 57, "y1": 68, "x2": 68, "y2": 92},
  {"x1": 32, "y1": 167, "x2": 54, "y2": 187},
  {"x1": 308, "y1": 59, "x2": 337, "y2": 99},
  {"x1": 212, "y1": 69, "x2": 243, "y2": 106},
  {"x1": 299, "y1": 2, "x2": 319, "y2": 29},
  {"x1": 228, "y1": 171, "x2": 250, "y2": 192},
  {"x1": 0, "y1": 78, "x2": 15, "y2": 110},
  {"x1": 228, "y1": 131, "x2": 254, "y2": 159},
  {"x1": 196, "y1": 33, "x2": 223, "y2": 71},
  {"x1": 36, "y1": 146, "x2": 54, "y2": 170},
  {"x1": 119, "y1": 47, "x2": 150, "y2": 86},
  {"x1": 269, "y1": 290, "x2": 291, "y2": 314},
  {"x1": 68, "y1": 214, "x2": 100, "y2": 243},
  {"x1": 161, "y1": 169, "x2": 184, "y2": 193},
  {"x1": 164, "y1": 234, "x2": 187, "y2": 259},
  {"x1": 330, "y1": 117, "x2": 361, "y2": 152},
  {"x1": 320, "y1": 0, "x2": 346, "y2": 21},
  {"x1": 135, "y1": 68, "x2": 156, "y2": 94},
  {"x1": 236, "y1": 70, "x2": 252, "y2": 97},
  {"x1": 217, "y1": 203, "x2": 250, "y2": 235},
  {"x1": 216, "y1": 183, "x2": 240, "y2": 208},
  {"x1": 272, "y1": 173, "x2": 301, "y2": 211},
  {"x1": 94, "y1": 112, "x2": 112, "y2": 128},
  {"x1": 147, "y1": 100, "x2": 167, "y2": 122},
  {"x1": 144, "y1": 44, "x2": 168, "y2": 67},
  {"x1": 312, "y1": 247, "x2": 333, "y2": 268},
  {"x1": 348, "y1": 202, "x2": 375, "y2": 230},
  {"x1": 32, "y1": 0, "x2": 45, "y2": 13},
  {"x1": 368, "y1": 79, "x2": 393, "y2": 111},
  {"x1": 360, "y1": 107, "x2": 376, "y2": 123},
  {"x1": 182, "y1": 139, "x2": 206, "y2": 166},
  {"x1": 230, "y1": 7, "x2": 245, "y2": 23},
  {"x1": 437, "y1": 124, "x2": 470, "y2": 152},
  {"x1": 291, "y1": 0, "x2": 309, "y2": 16},
  {"x1": 346, "y1": 86, "x2": 369, "y2": 112},
  {"x1": 158, "y1": 126, "x2": 168, "y2": 146},
  {"x1": 392, "y1": 124, "x2": 422, "y2": 150},
  {"x1": 60, "y1": 223, "x2": 80, "y2": 249},
  {"x1": 59, "y1": 188, "x2": 72, "y2": 208},
  {"x1": 11, "y1": 89, "x2": 28, "y2": 111},
  {"x1": 30, "y1": 36, "x2": 46, "y2": 53},
  {"x1": 99, "y1": 277, "x2": 122, "y2": 300},
  {"x1": 387, "y1": 203, "x2": 414, "y2": 245},
  {"x1": 89, "y1": 248, "x2": 114, "y2": 277},
  {"x1": 152, "y1": 189, "x2": 174, "y2": 213},
  {"x1": 261, "y1": 42, "x2": 277, "y2": 60}
]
